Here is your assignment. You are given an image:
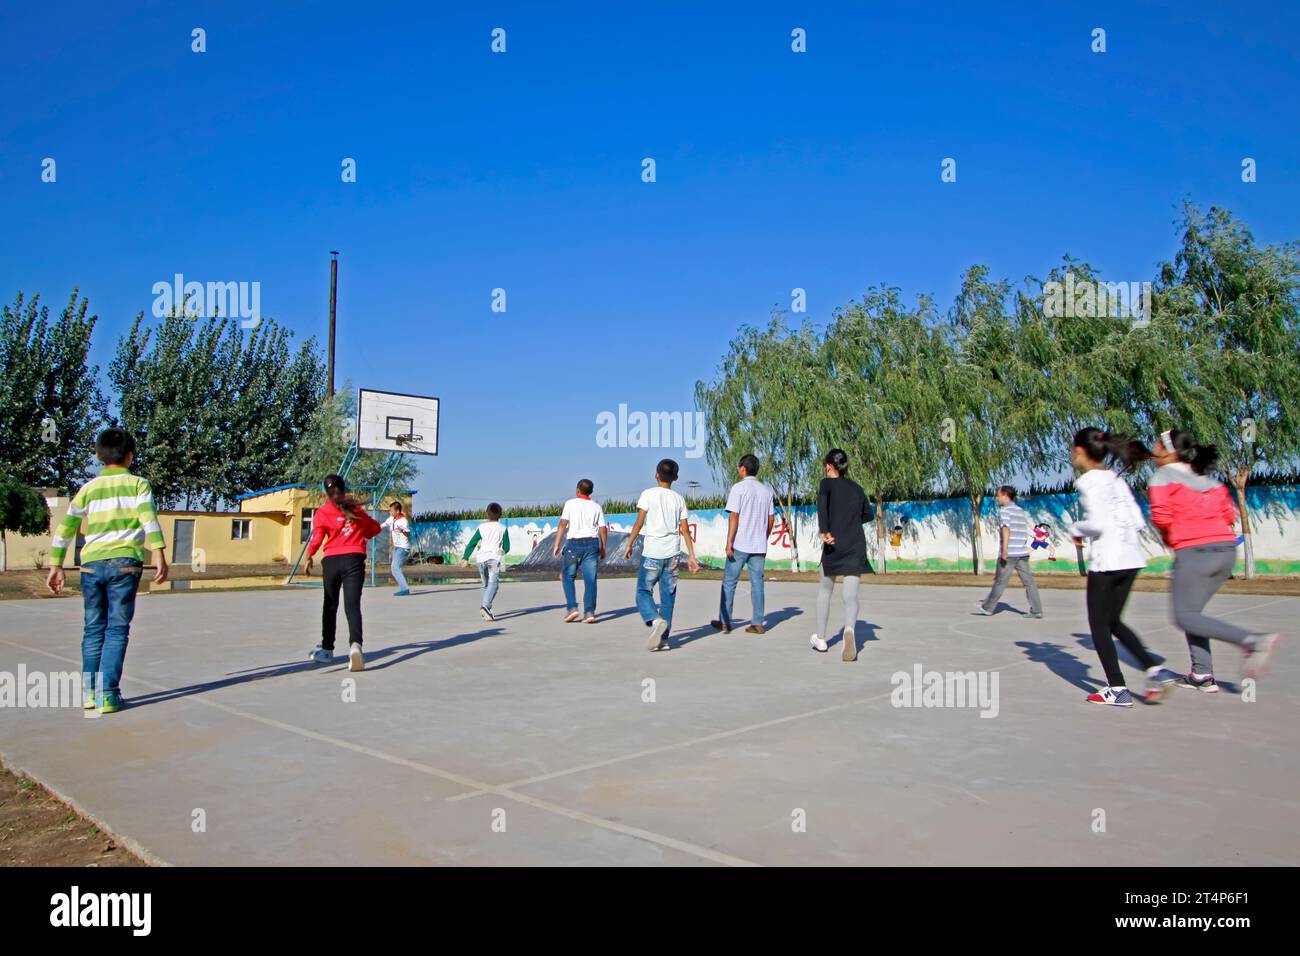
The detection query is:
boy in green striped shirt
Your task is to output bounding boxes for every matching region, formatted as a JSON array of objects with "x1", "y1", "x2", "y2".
[{"x1": 47, "y1": 428, "x2": 169, "y2": 713}]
